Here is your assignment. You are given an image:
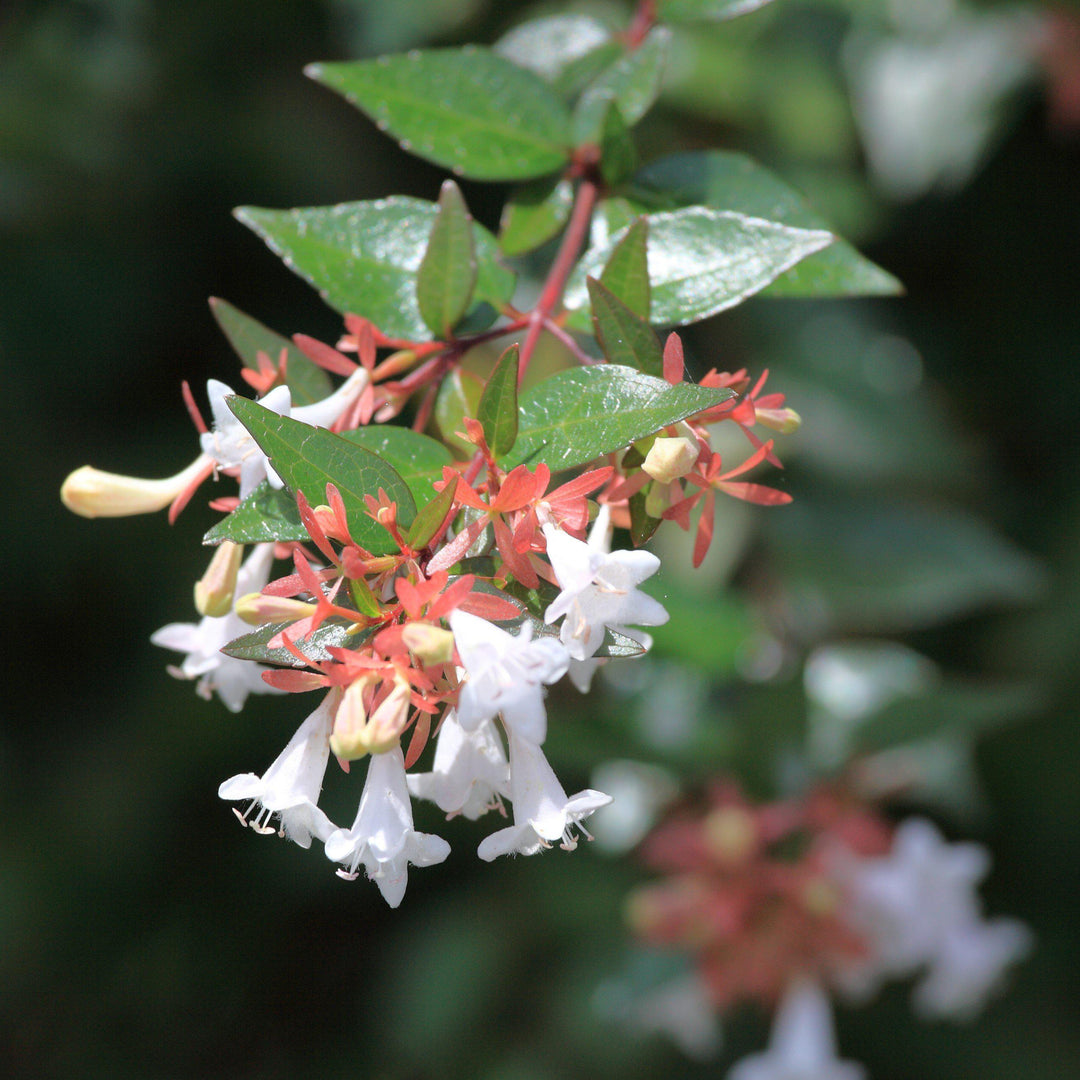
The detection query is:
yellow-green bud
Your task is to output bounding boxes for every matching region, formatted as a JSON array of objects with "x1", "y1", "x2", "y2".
[
  {"x1": 401, "y1": 623, "x2": 455, "y2": 665},
  {"x1": 60, "y1": 454, "x2": 212, "y2": 518},
  {"x1": 234, "y1": 593, "x2": 315, "y2": 626}
]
